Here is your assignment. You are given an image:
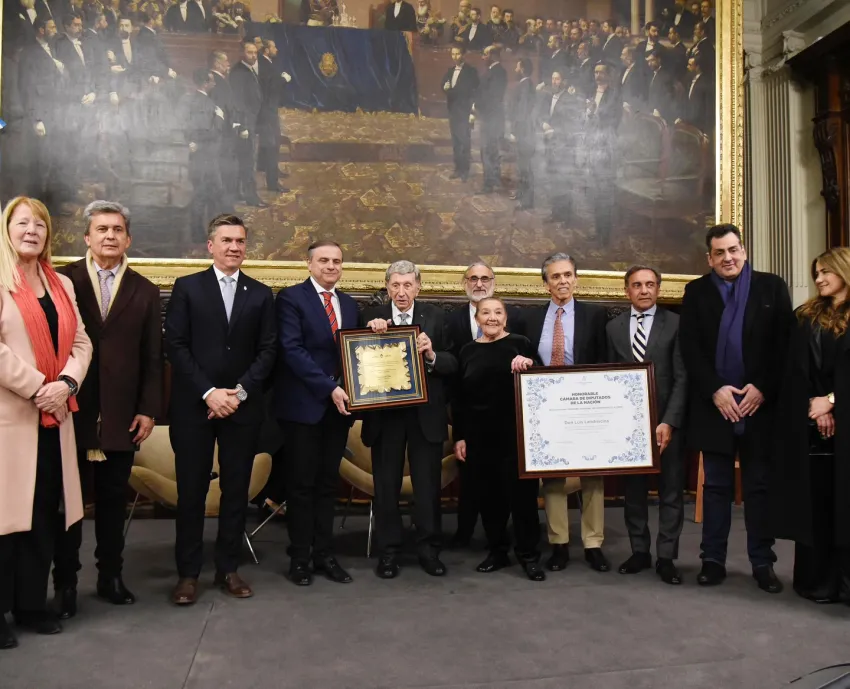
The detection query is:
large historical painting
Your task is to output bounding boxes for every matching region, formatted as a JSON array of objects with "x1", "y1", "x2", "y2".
[{"x1": 0, "y1": 0, "x2": 738, "y2": 288}]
